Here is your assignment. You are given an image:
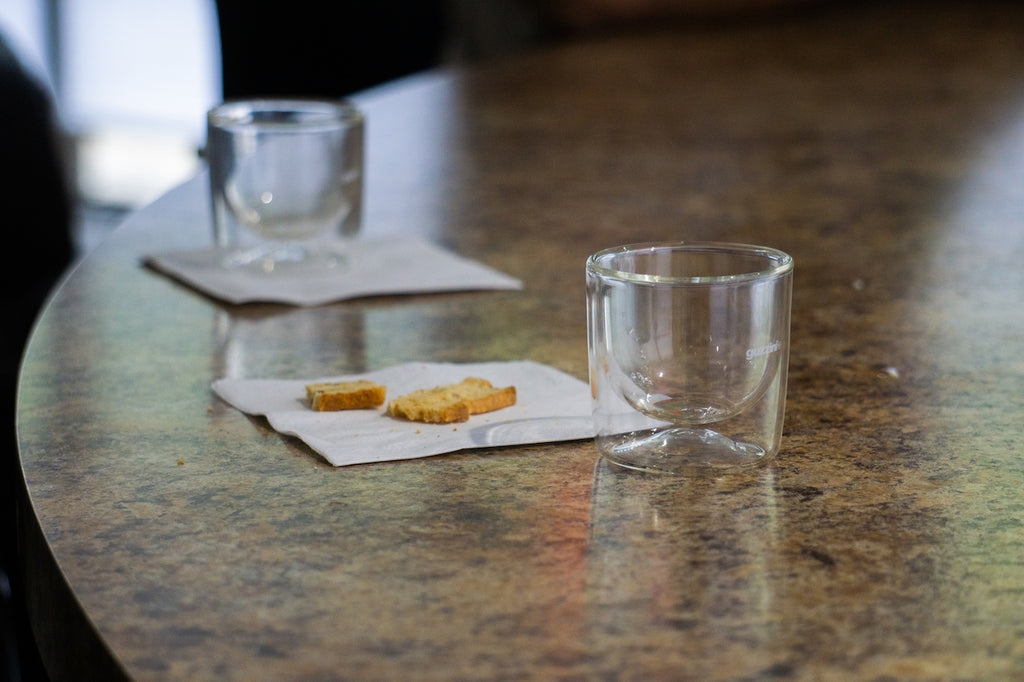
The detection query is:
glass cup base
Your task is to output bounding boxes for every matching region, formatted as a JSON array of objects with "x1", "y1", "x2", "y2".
[
  {"x1": 221, "y1": 242, "x2": 347, "y2": 276},
  {"x1": 599, "y1": 426, "x2": 771, "y2": 475}
]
